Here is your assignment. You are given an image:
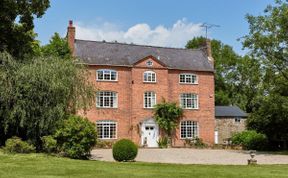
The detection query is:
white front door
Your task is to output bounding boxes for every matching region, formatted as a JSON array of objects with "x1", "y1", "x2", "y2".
[{"x1": 141, "y1": 119, "x2": 159, "y2": 147}]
